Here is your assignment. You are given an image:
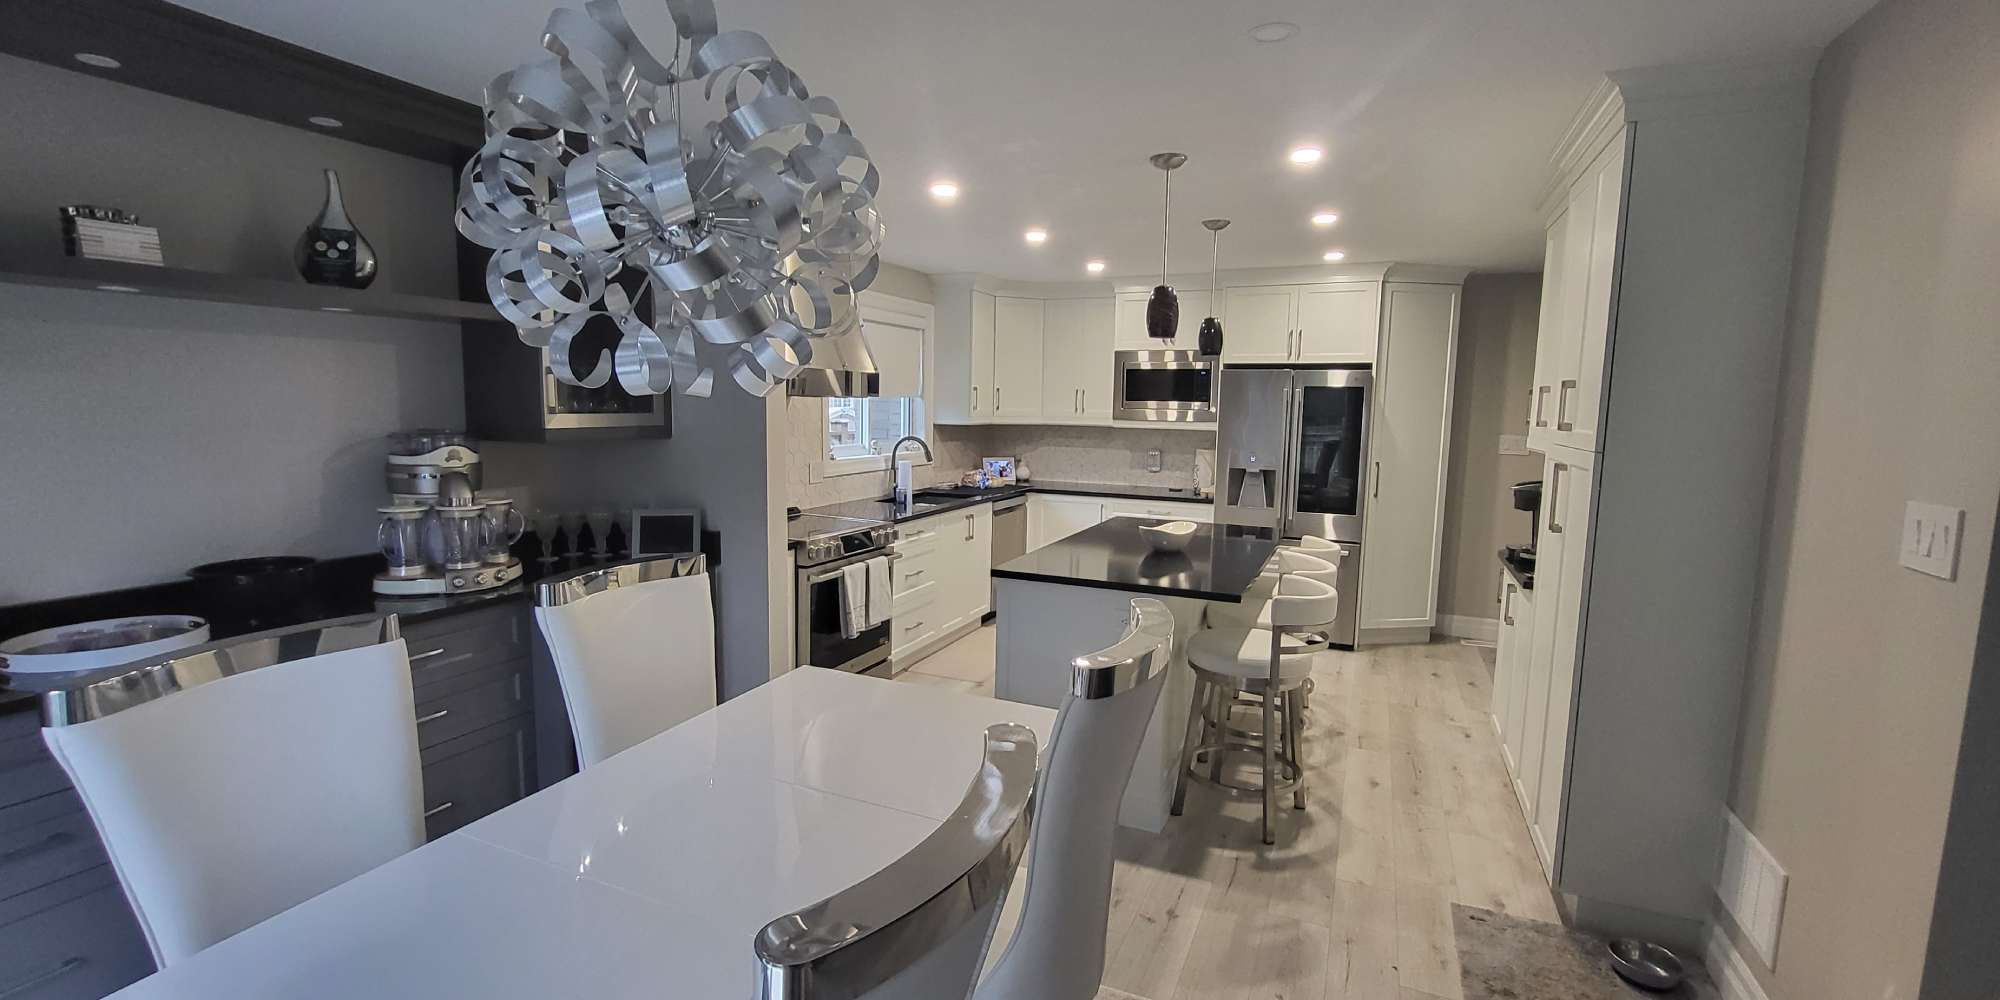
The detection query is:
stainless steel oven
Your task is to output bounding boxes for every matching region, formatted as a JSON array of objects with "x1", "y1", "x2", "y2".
[
  {"x1": 1114, "y1": 350, "x2": 1216, "y2": 423},
  {"x1": 792, "y1": 515, "x2": 897, "y2": 676},
  {"x1": 543, "y1": 349, "x2": 671, "y2": 431}
]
